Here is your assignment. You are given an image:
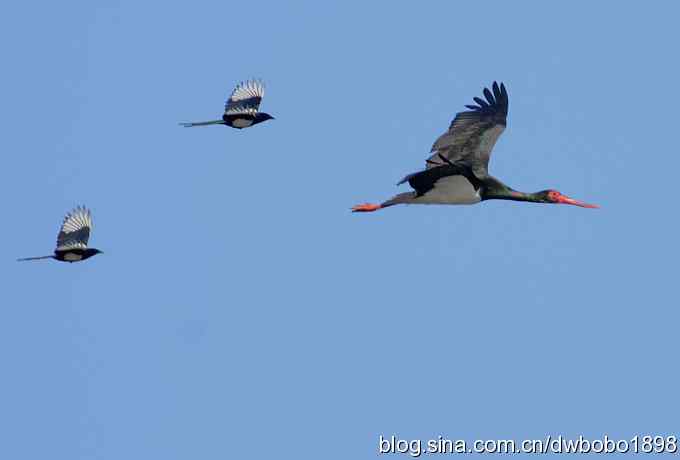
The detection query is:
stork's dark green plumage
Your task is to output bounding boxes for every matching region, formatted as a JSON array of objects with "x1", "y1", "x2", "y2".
[{"x1": 353, "y1": 81, "x2": 599, "y2": 212}]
